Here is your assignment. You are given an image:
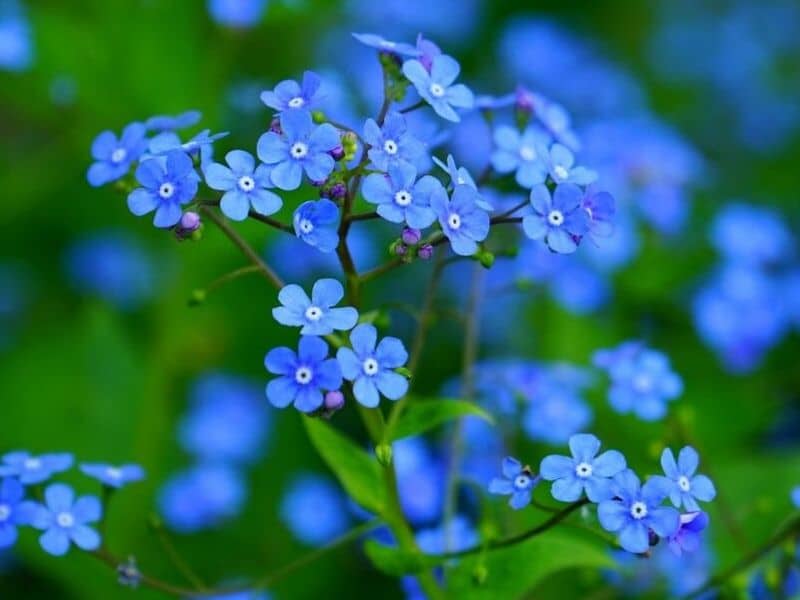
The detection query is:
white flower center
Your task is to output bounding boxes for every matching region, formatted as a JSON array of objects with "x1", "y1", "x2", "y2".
[
  {"x1": 383, "y1": 139, "x2": 398, "y2": 155},
  {"x1": 158, "y1": 182, "x2": 175, "y2": 199},
  {"x1": 362, "y1": 357, "x2": 379, "y2": 376},
  {"x1": 678, "y1": 476, "x2": 691, "y2": 492},
  {"x1": 23, "y1": 458, "x2": 41, "y2": 470},
  {"x1": 0, "y1": 504, "x2": 10, "y2": 521},
  {"x1": 632, "y1": 373, "x2": 653, "y2": 393},
  {"x1": 106, "y1": 467, "x2": 122, "y2": 480},
  {"x1": 288, "y1": 96, "x2": 305, "y2": 108},
  {"x1": 394, "y1": 190, "x2": 413, "y2": 207},
  {"x1": 429, "y1": 83, "x2": 445, "y2": 98},
  {"x1": 238, "y1": 175, "x2": 255, "y2": 192},
  {"x1": 56, "y1": 512, "x2": 75, "y2": 528},
  {"x1": 456, "y1": 176, "x2": 466, "y2": 184},
  {"x1": 519, "y1": 146, "x2": 536, "y2": 161},
  {"x1": 553, "y1": 165, "x2": 569, "y2": 181},
  {"x1": 447, "y1": 213, "x2": 461, "y2": 230},
  {"x1": 630, "y1": 501, "x2": 648, "y2": 520},
  {"x1": 305, "y1": 305, "x2": 323, "y2": 321},
  {"x1": 547, "y1": 210, "x2": 564, "y2": 226},
  {"x1": 110, "y1": 148, "x2": 127, "y2": 164},
  {"x1": 575, "y1": 462, "x2": 593, "y2": 478},
  {"x1": 295, "y1": 366, "x2": 313, "y2": 385},
  {"x1": 290, "y1": 142, "x2": 309, "y2": 159},
  {"x1": 514, "y1": 474, "x2": 530, "y2": 489},
  {"x1": 298, "y1": 218, "x2": 314, "y2": 234}
]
